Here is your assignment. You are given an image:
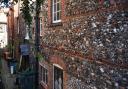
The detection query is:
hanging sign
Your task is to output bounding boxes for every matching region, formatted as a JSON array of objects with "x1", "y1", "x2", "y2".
[{"x1": 20, "y1": 44, "x2": 30, "y2": 55}]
